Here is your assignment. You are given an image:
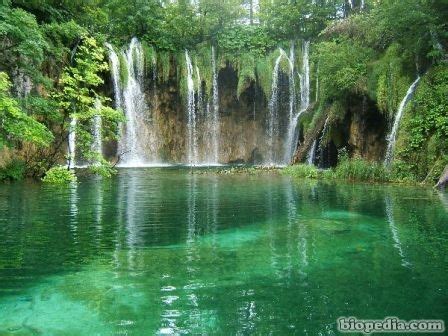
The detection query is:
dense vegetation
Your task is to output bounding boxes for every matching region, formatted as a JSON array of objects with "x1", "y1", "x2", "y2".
[{"x1": 0, "y1": 0, "x2": 447, "y2": 183}]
